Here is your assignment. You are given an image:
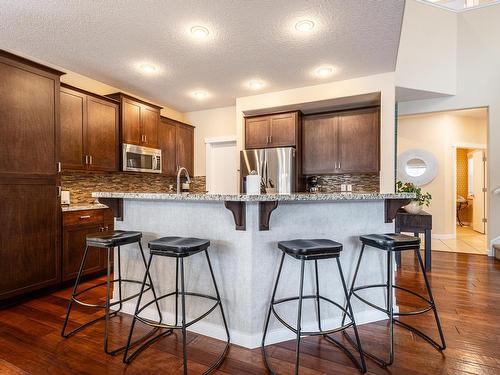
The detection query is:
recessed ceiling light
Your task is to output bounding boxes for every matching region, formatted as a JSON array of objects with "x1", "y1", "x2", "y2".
[
  {"x1": 295, "y1": 20, "x2": 315, "y2": 32},
  {"x1": 247, "y1": 79, "x2": 265, "y2": 90},
  {"x1": 190, "y1": 25, "x2": 210, "y2": 39},
  {"x1": 139, "y1": 63, "x2": 157, "y2": 74},
  {"x1": 314, "y1": 65, "x2": 335, "y2": 78},
  {"x1": 192, "y1": 90, "x2": 209, "y2": 100}
]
